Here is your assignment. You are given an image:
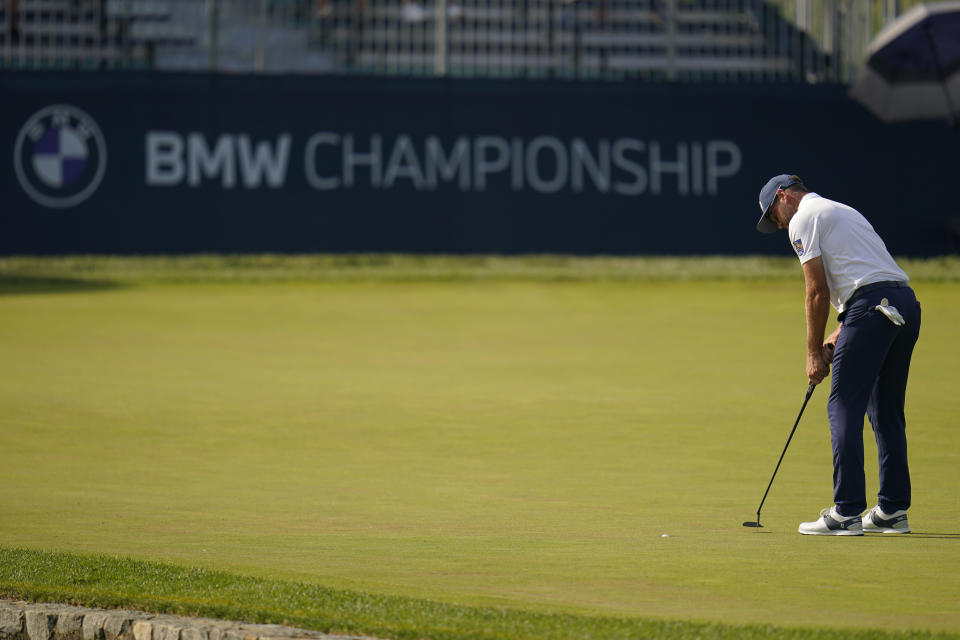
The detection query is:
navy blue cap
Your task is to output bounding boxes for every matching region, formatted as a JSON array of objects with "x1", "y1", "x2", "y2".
[{"x1": 757, "y1": 174, "x2": 799, "y2": 233}]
